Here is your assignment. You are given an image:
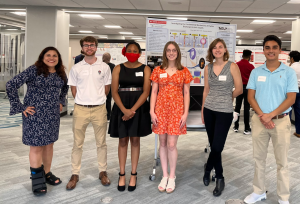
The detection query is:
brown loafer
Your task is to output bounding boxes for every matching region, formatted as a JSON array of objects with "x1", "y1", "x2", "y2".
[
  {"x1": 99, "y1": 171, "x2": 111, "y2": 186},
  {"x1": 294, "y1": 132, "x2": 300, "y2": 138},
  {"x1": 66, "y1": 174, "x2": 79, "y2": 190}
]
